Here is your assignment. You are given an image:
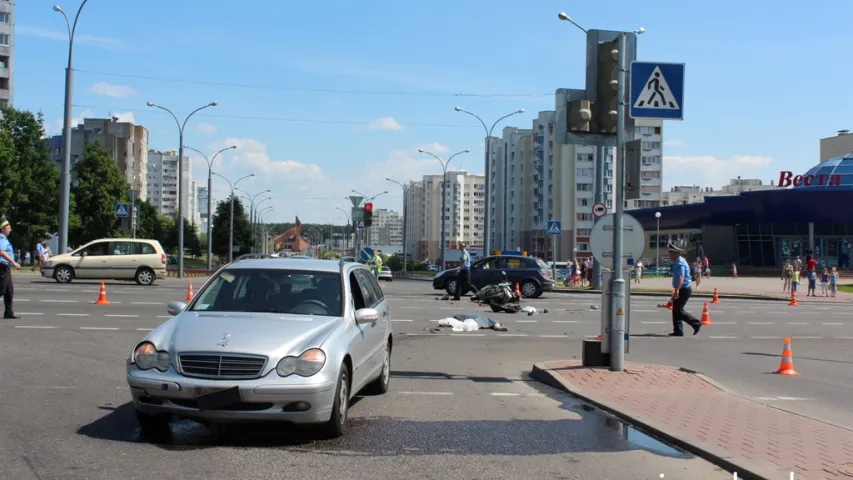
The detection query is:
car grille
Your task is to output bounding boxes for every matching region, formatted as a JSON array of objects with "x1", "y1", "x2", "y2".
[{"x1": 178, "y1": 353, "x2": 267, "y2": 379}]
